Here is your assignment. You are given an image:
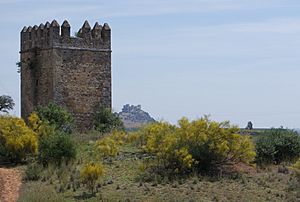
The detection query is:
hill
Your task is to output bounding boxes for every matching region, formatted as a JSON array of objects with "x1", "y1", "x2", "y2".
[{"x1": 118, "y1": 104, "x2": 156, "y2": 130}]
